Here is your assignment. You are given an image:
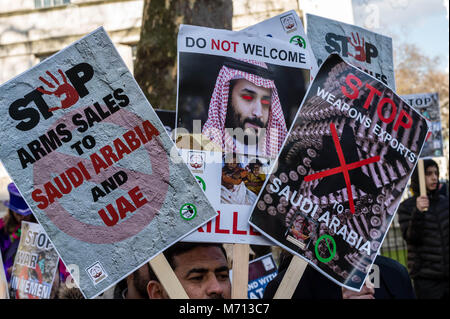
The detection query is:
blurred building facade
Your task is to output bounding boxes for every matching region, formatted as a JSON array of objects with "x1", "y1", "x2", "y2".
[
  {"x1": 0, "y1": 0, "x2": 143, "y2": 85},
  {"x1": 0, "y1": 0, "x2": 355, "y2": 83}
]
